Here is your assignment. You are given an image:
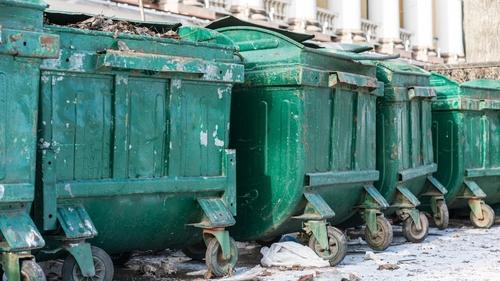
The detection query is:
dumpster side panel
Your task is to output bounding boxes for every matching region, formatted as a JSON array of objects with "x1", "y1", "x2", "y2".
[
  {"x1": 230, "y1": 86, "x2": 304, "y2": 241},
  {"x1": 38, "y1": 73, "x2": 234, "y2": 252},
  {"x1": 304, "y1": 85, "x2": 376, "y2": 222}
]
